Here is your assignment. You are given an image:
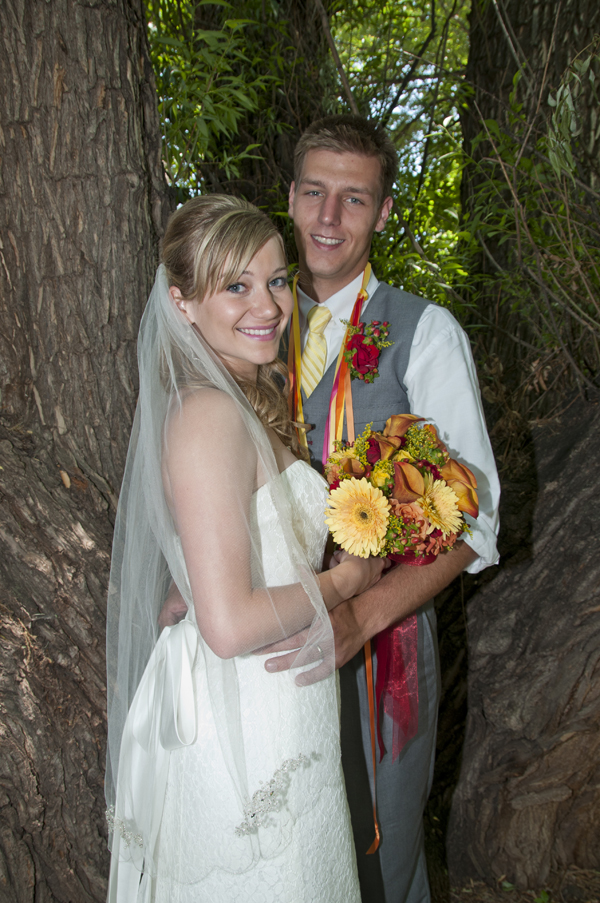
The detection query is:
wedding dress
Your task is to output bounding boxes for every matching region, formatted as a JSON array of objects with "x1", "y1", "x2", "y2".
[
  {"x1": 106, "y1": 263, "x2": 360, "y2": 902},
  {"x1": 108, "y1": 459, "x2": 360, "y2": 903}
]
